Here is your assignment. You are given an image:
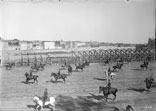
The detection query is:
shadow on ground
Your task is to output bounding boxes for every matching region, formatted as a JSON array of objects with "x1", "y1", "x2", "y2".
[
  {"x1": 93, "y1": 78, "x2": 107, "y2": 81},
  {"x1": 27, "y1": 94, "x2": 120, "y2": 111},
  {"x1": 127, "y1": 87, "x2": 148, "y2": 93},
  {"x1": 46, "y1": 79, "x2": 64, "y2": 84},
  {"x1": 21, "y1": 81, "x2": 35, "y2": 84}
]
